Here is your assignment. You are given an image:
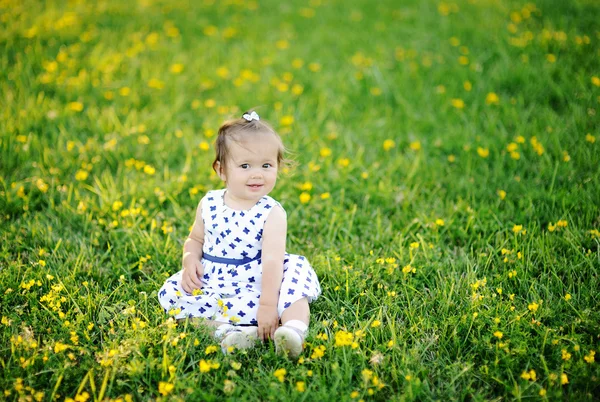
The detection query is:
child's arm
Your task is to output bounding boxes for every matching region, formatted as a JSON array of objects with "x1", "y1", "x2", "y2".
[
  {"x1": 181, "y1": 200, "x2": 206, "y2": 294},
  {"x1": 257, "y1": 205, "x2": 287, "y2": 340}
]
